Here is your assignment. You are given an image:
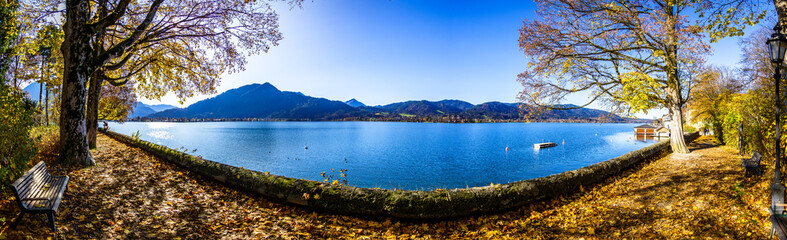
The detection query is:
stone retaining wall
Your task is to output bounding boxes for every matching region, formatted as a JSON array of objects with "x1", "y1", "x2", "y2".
[{"x1": 101, "y1": 129, "x2": 699, "y2": 219}]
